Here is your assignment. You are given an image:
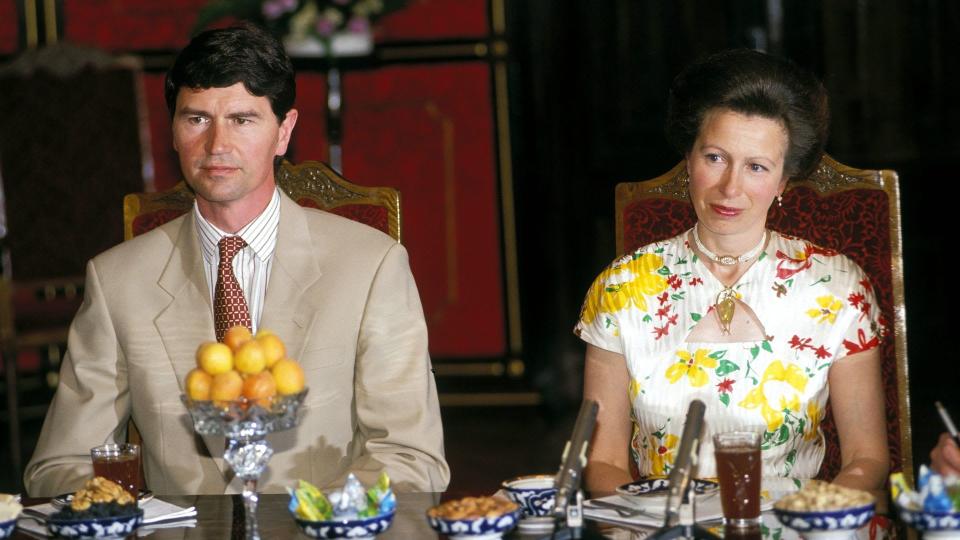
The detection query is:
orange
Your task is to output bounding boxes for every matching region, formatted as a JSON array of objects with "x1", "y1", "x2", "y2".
[
  {"x1": 223, "y1": 325, "x2": 253, "y2": 352},
  {"x1": 196, "y1": 342, "x2": 233, "y2": 375},
  {"x1": 242, "y1": 371, "x2": 277, "y2": 405},
  {"x1": 185, "y1": 368, "x2": 213, "y2": 401},
  {"x1": 234, "y1": 340, "x2": 267, "y2": 375},
  {"x1": 271, "y1": 358, "x2": 305, "y2": 395},
  {"x1": 256, "y1": 332, "x2": 286, "y2": 369},
  {"x1": 210, "y1": 370, "x2": 243, "y2": 402}
]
